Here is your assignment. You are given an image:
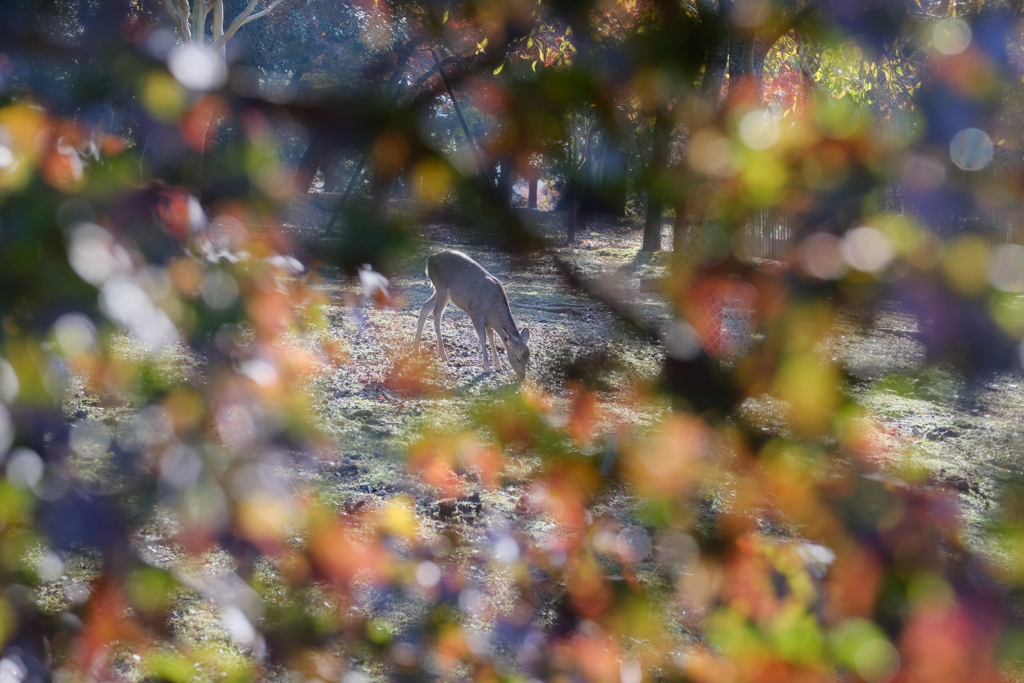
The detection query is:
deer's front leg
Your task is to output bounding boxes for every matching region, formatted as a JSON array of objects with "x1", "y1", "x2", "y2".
[
  {"x1": 473, "y1": 318, "x2": 492, "y2": 372},
  {"x1": 487, "y1": 328, "x2": 502, "y2": 371}
]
